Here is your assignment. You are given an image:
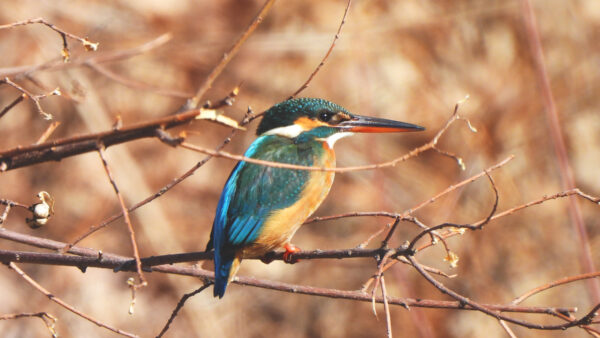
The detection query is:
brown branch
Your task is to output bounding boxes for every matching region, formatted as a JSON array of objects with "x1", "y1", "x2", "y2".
[
  {"x1": 97, "y1": 145, "x2": 147, "y2": 288},
  {"x1": 35, "y1": 122, "x2": 61, "y2": 144},
  {"x1": 381, "y1": 275, "x2": 393, "y2": 338},
  {"x1": 0, "y1": 33, "x2": 171, "y2": 79},
  {"x1": 1, "y1": 77, "x2": 58, "y2": 120},
  {"x1": 513, "y1": 271, "x2": 600, "y2": 305},
  {"x1": 86, "y1": 62, "x2": 192, "y2": 98},
  {"x1": 0, "y1": 247, "x2": 404, "y2": 269},
  {"x1": 0, "y1": 108, "x2": 218, "y2": 171},
  {"x1": 0, "y1": 235, "x2": 577, "y2": 319},
  {"x1": 180, "y1": 99, "x2": 474, "y2": 173},
  {"x1": 6, "y1": 262, "x2": 137, "y2": 337},
  {"x1": 0, "y1": 18, "x2": 98, "y2": 62},
  {"x1": 63, "y1": 113, "x2": 247, "y2": 249},
  {"x1": 480, "y1": 188, "x2": 600, "y2": 225},
  {"x1": 415, "y1": 188, "x2": 600, "y2": 253},
  {"x1": 185, "y1": 0, "x2": 276, "y2": 110},
  {"x1": 156, "y1": 283, "x2": 213, "y2": 338},
  {"x1": 0, "y1": 312, "x2": 58, "y2": 337},
  {"x1": 289, "y1": 0, "x2": 352, "y2": 99},
  {"x1": 0, "y1": 94, "x2": 25, "y2": 120},
  {"x1": 520, "y1": 0, "x2": 599, "y2": 302},
  {"x1": 407, "y1": 256, "x2": 599, "y2": 330},
  {"x1": 407, "y1": 171, "x2": 499, "y2": 252},
  {"x1": 305, "y1": 155, "x2": 513, "y2": 226}
]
